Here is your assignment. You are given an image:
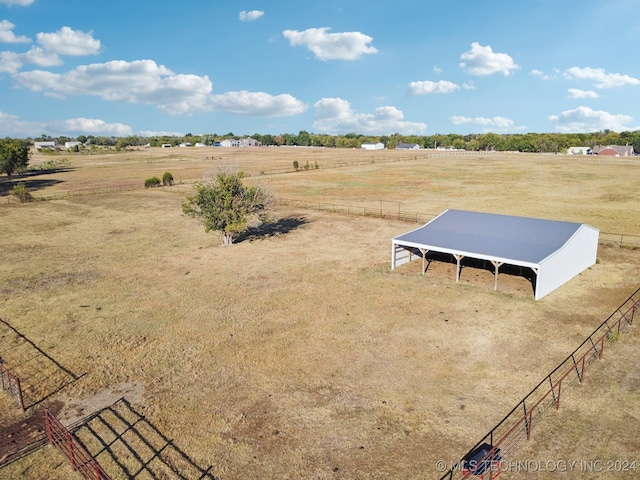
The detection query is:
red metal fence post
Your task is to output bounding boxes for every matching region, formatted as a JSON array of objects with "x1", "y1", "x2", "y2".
[
  {"x1": 67, "y1": 431, "x2": 76, "y2": 471},
  {"x1": 44, "y1": 409, "x2": 52, "y2": 444},
  {"x1": 599, "y1": 336, "x2": 605, "y2": 359},
  {"x1": 556, "y1": 379, "x2": 562, "y2": 409}
]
